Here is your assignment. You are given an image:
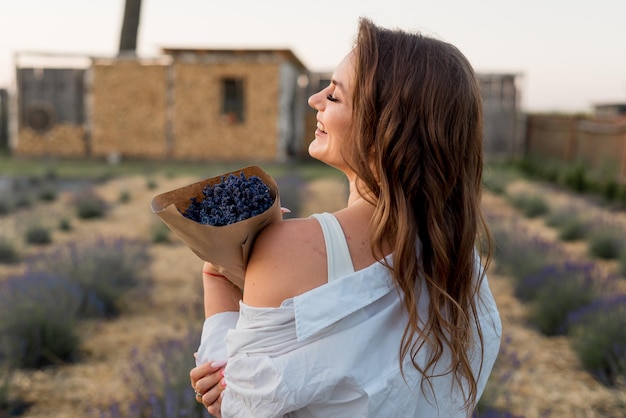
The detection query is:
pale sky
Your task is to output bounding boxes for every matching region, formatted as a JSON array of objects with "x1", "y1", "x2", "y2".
[{"x1": 1, "y1": 0, "x2": 625, "y2": 113}]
